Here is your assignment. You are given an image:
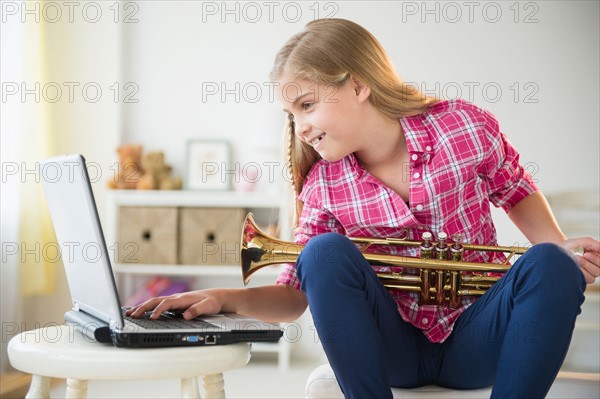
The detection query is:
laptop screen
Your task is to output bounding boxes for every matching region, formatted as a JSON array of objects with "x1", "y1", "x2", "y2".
[{"x1": 40, "y1": 154, "x2": 124, "y2": 328}]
